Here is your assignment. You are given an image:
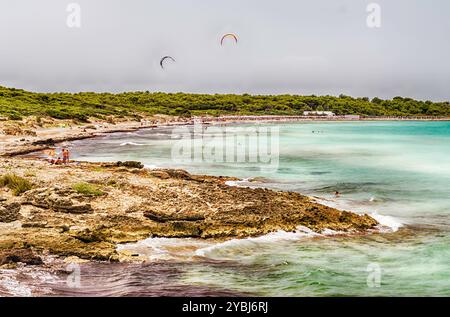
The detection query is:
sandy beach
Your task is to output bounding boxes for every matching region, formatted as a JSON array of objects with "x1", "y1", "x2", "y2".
[{"x1": 2, "y1": 115, "x2": 448, "y2": 157}]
